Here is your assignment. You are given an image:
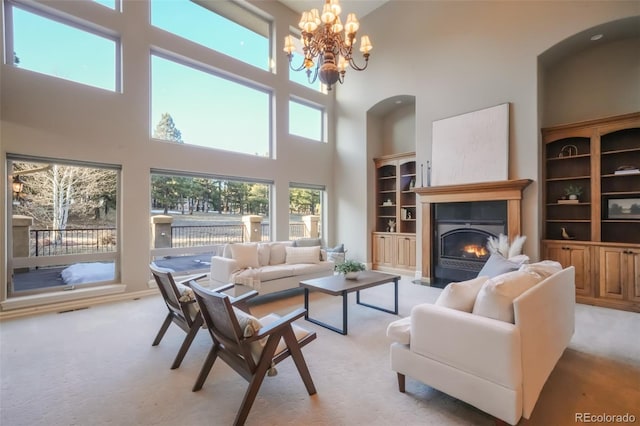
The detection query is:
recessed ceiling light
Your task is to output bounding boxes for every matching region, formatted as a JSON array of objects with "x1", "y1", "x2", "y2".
[
  {"x1": 395, "y1": 100, "x2": 402, "y2": 104},
  {"x1": 590, "y1": 34, "x2": 603, "y2": 41}
]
